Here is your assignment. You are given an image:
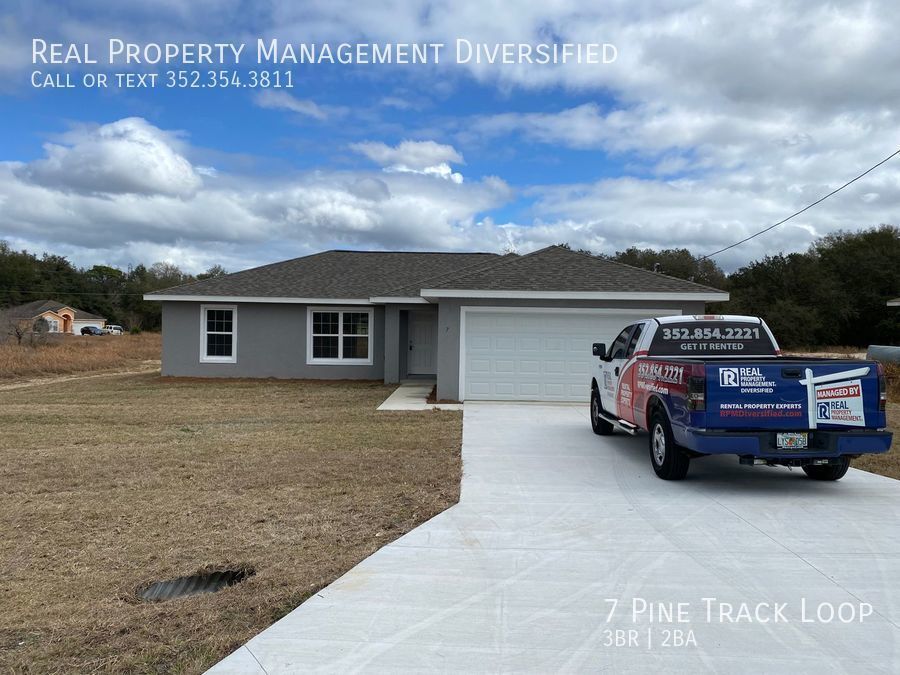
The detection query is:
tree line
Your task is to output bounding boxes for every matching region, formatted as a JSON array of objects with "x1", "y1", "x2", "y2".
[
  {"x1": 0, "y1": 241, "x2": 225, "y2": 331},
  {"x1": 1, "y1": 224, "x2": 898, "y2": 346},
  {"x1": 597, "y1": 225, "x2": 900, "y2": 348}
]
